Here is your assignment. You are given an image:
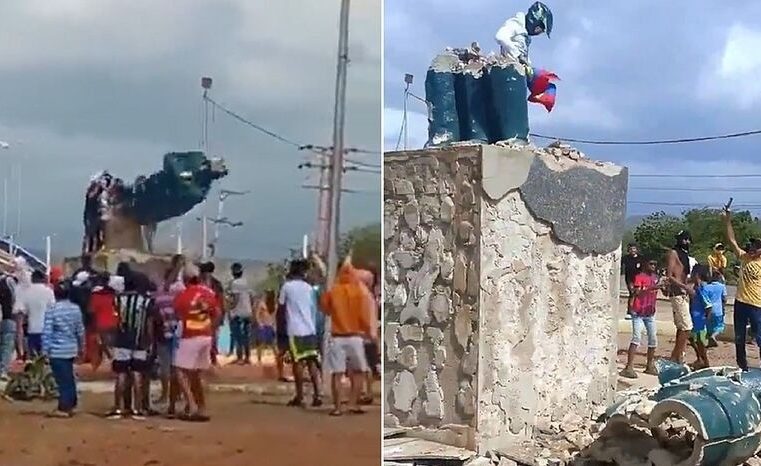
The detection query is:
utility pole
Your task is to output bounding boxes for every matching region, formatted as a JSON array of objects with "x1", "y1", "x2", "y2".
[
  {"x1": 326, "y1": 0, "x2": 350, "y2": 287},
  {"x1": 315, "y1": 147, "x2": 331, "y2": 257},
  {"x1": 212, "y1": 189, "x2": 248, "y2": 258}
]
